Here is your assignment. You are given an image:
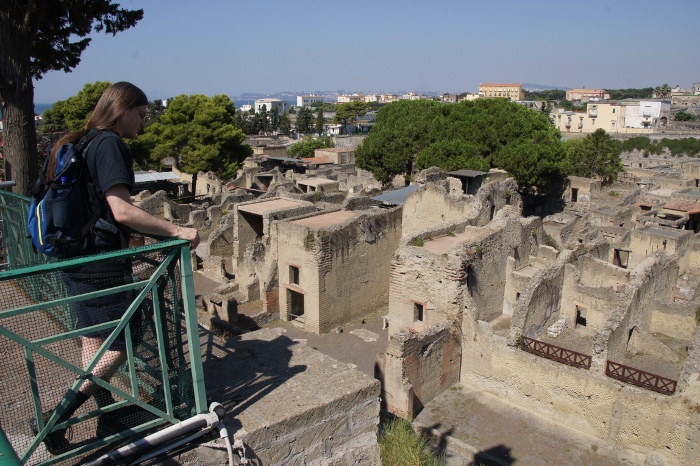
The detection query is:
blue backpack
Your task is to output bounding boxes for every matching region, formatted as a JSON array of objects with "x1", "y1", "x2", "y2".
[{"x1": 27, "y1": 132, "x2": 104, "y2": 258}]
